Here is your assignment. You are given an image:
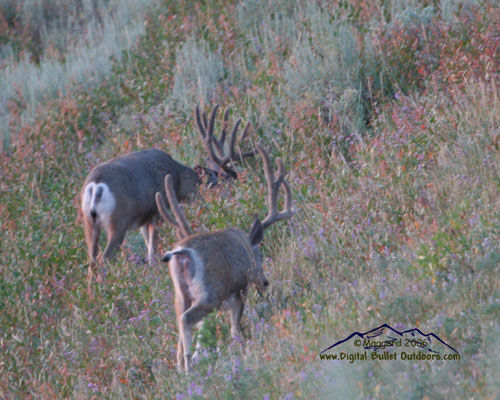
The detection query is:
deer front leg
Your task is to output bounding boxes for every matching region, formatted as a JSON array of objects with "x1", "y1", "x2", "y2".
[
  {"x1": 140, "y1": 225, "x2": 149, "y2": 256},
  {"x1": 229, "y1": 292, "x2": 245, "y2": 339},
  {"x1": 140, "y1": 223, "x2": 157, "y2": 265}
]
